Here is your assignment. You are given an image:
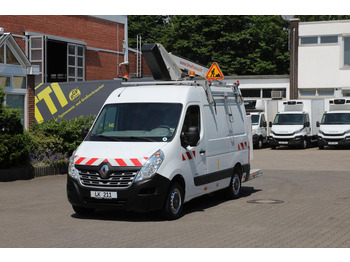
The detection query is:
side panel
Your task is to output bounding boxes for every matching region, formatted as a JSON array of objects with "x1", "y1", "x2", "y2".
[{"x1": 203, "y1": 99, "x2": 249, "y2": 191}]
